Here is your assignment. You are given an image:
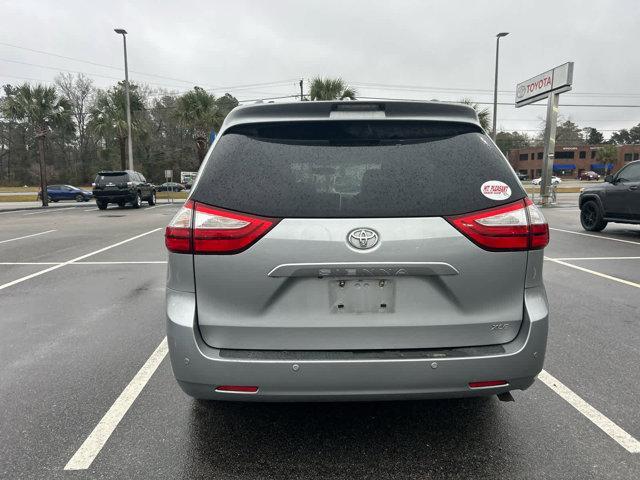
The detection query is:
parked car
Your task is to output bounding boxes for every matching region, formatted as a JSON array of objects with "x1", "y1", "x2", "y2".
[
  {"x1": 579, "y1": 160, "x2": 640, "y2": 231},
  {"x1": 165, "y1": 101, "x2": 550, "y2": 402},
  {"x1": 37, "y1": 184, "x2": 92, "y2": 202},
  {"x1": 516, "y1": 172, "x2": 528, "y2": 181},
  {"x1": 92, "y1": 170, "x2": 156, "y2": 210},
  {"x1": 577, "y1": 171, "x2": 600, "y2": 181},
  {"x1": 157, "y1": 182, "x2": 185, "y2": 192},
  {"x1": 531, "y1": 176, "x2": 561, "y2": 185}
]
